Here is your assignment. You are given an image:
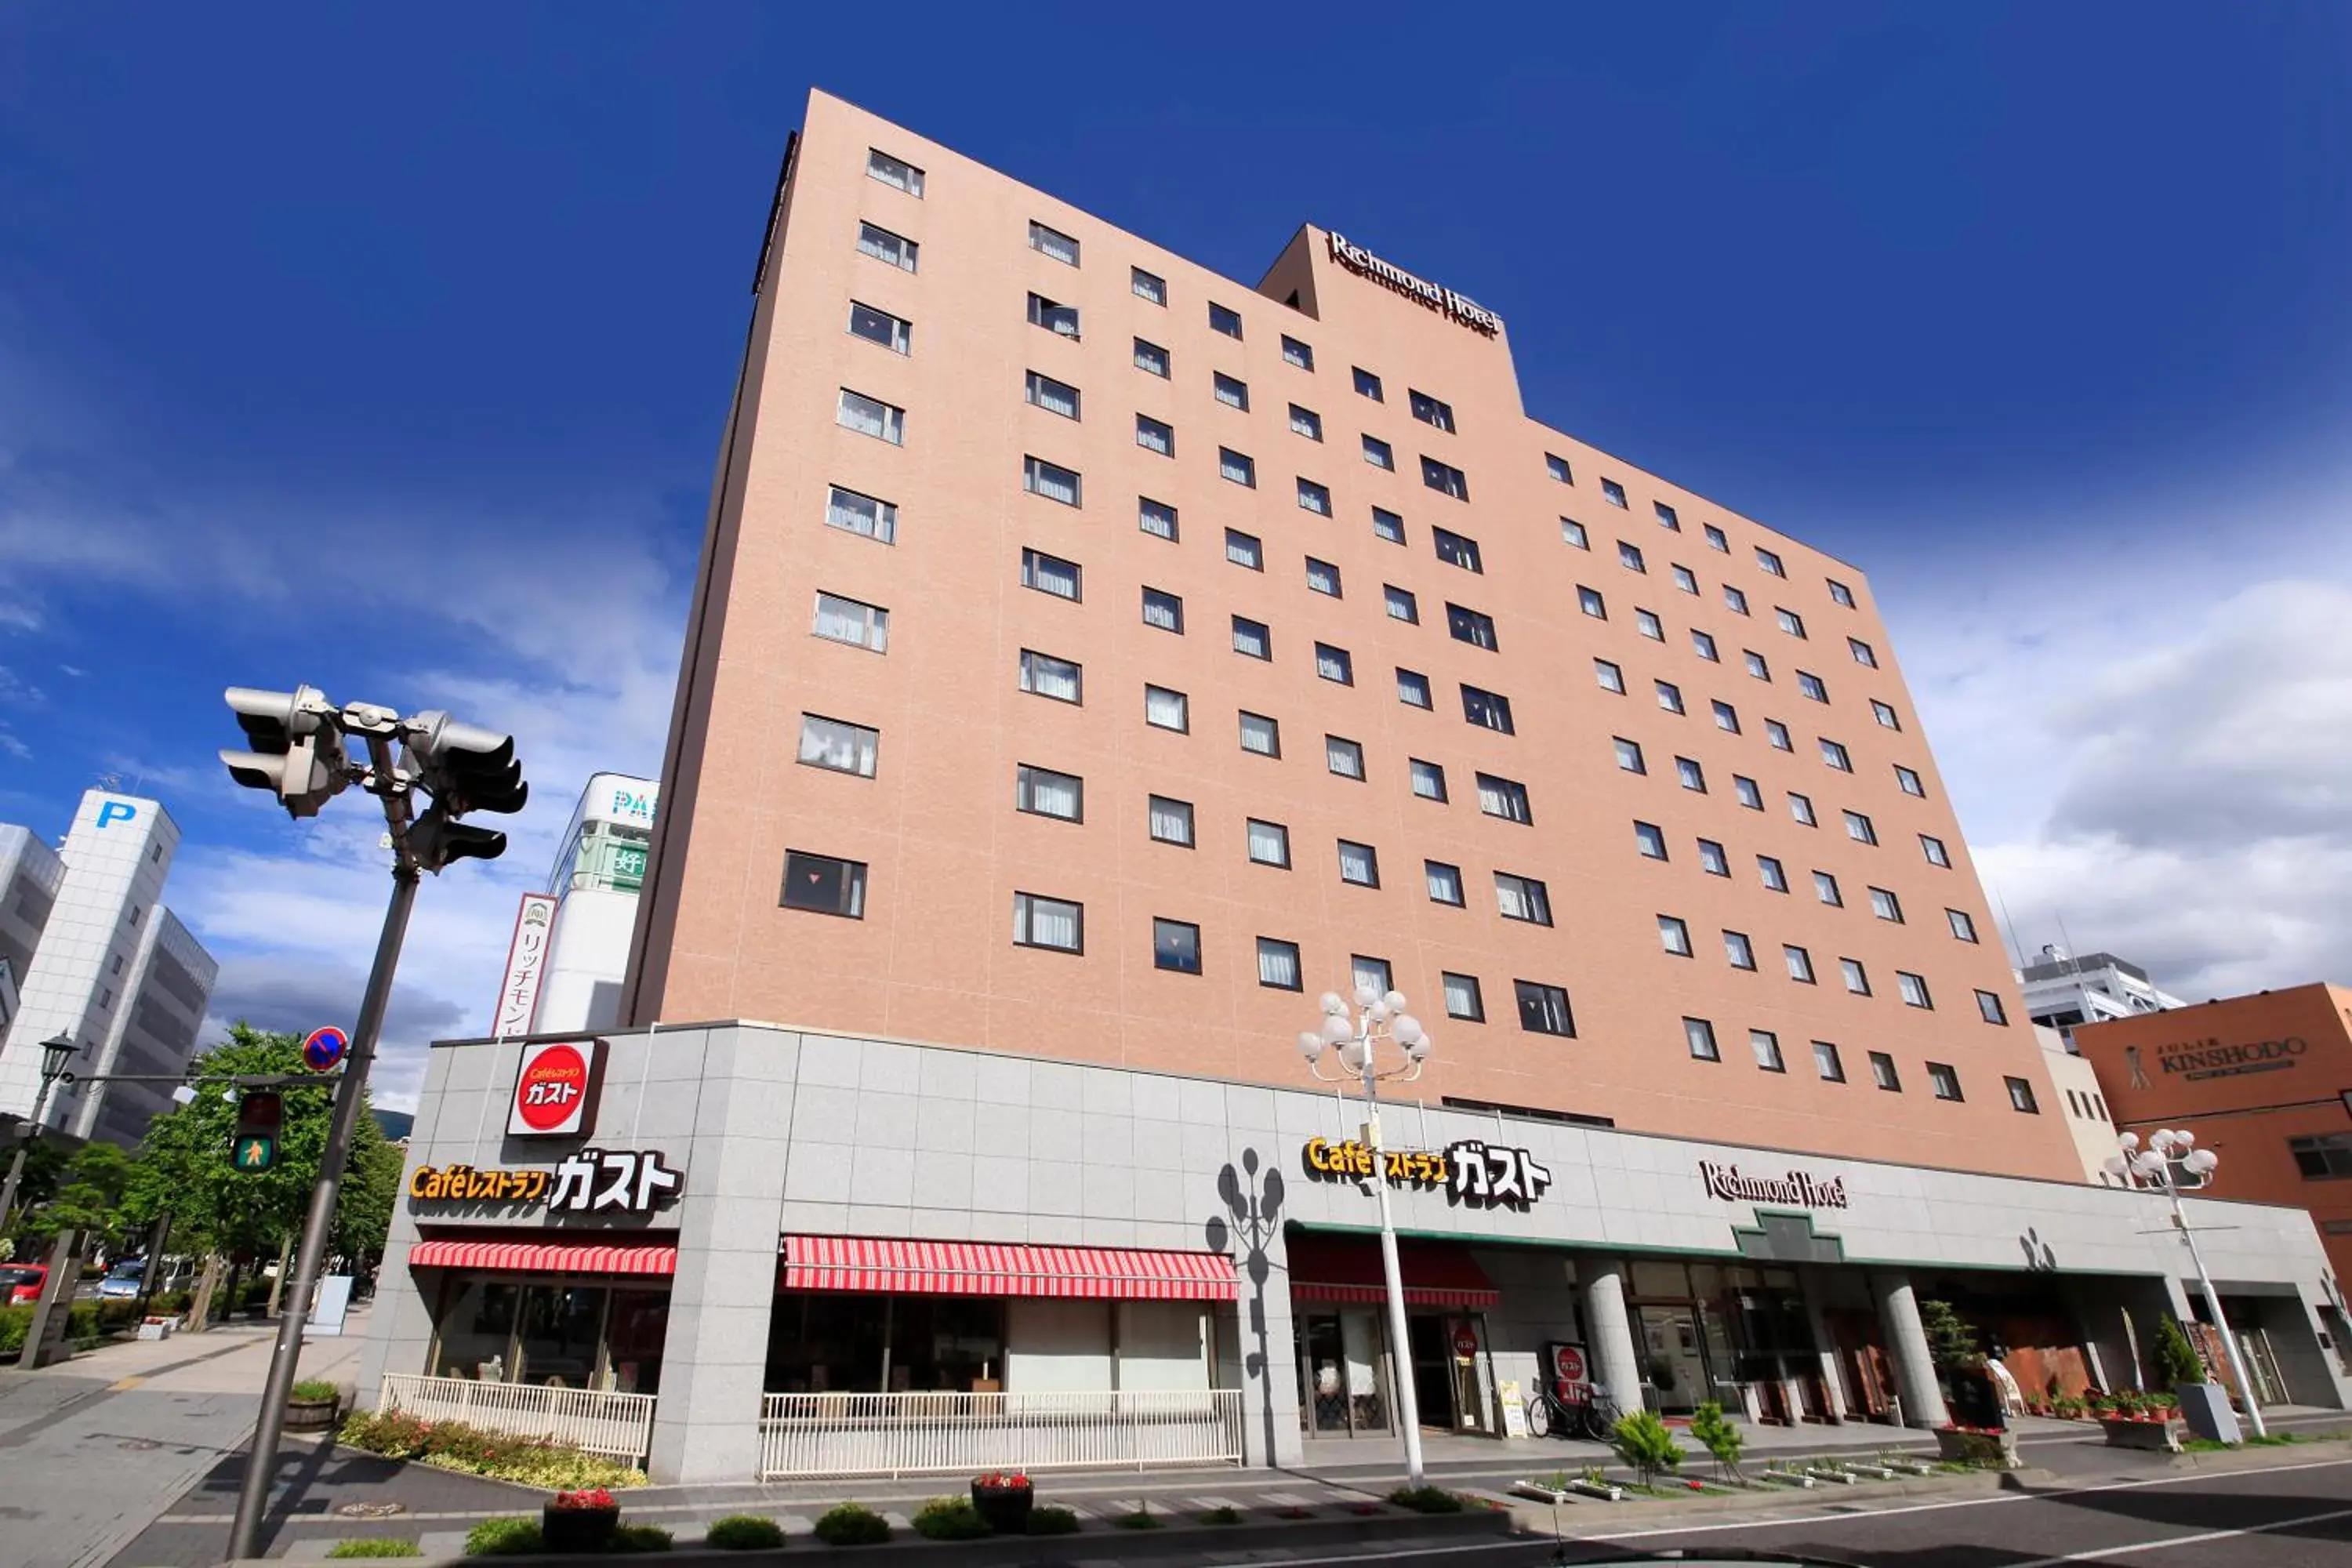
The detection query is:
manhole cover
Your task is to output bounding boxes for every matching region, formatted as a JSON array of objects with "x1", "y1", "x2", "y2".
[
  {"x1": 118, "y1": 1439, "x2": 161, "y2": 1451},
  {"x1": 336, "y1": 1502, "x2": 408, "y2": 1519}
]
